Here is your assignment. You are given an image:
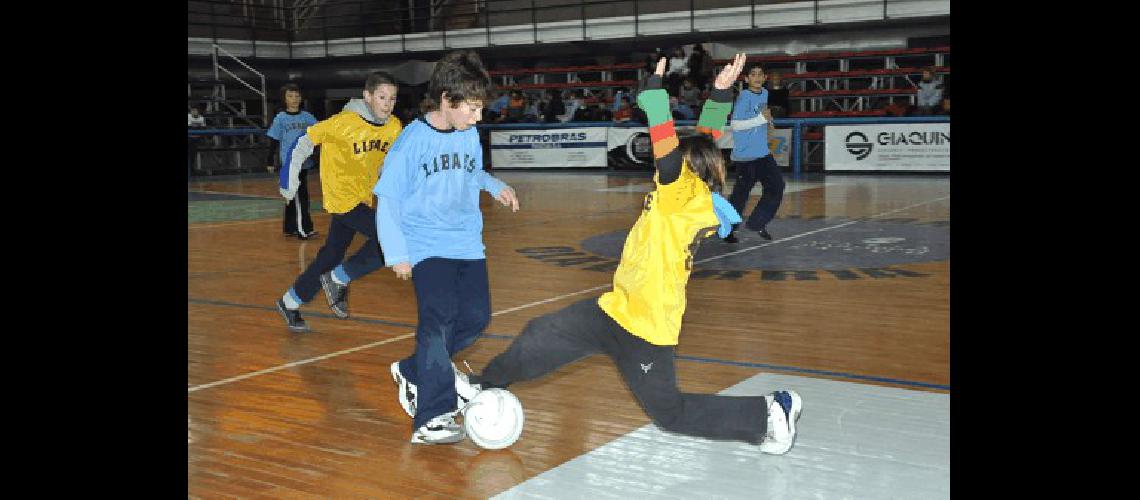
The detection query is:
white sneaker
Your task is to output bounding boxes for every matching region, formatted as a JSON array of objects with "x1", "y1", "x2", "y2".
[
  {"x1": 390, "y1": 361, "x2": 417, "y2": 418},
  {"x1": 758, "y1": 390, "x2": 803, "y2": 455},
  {"x1": 410, "y1": 414, "x2": 465, "y2": 445},
  {"x1": 453, "y1": 361, "x2": 482, "y2": 410}
]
